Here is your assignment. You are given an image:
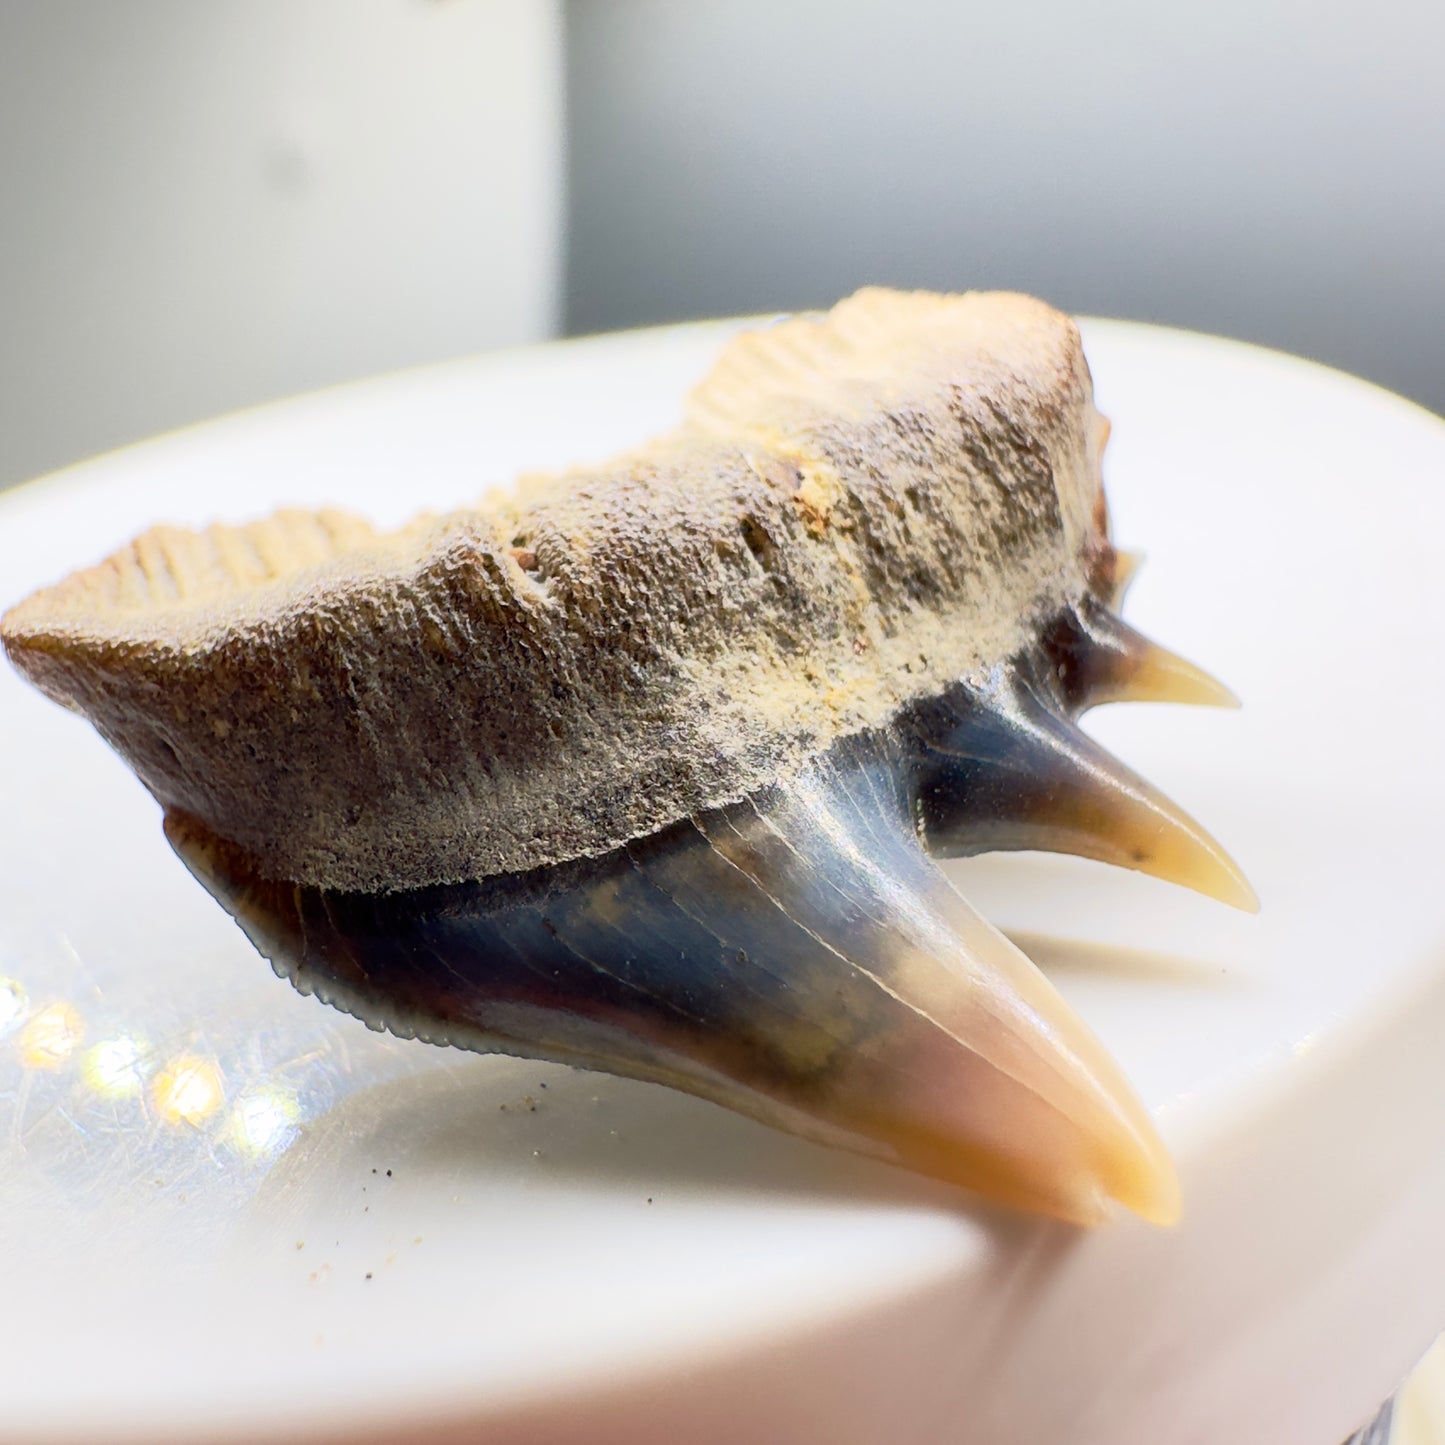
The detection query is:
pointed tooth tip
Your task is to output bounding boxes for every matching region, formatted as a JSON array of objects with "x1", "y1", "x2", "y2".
[
  {"x1": 1072, "y1": 1055, "x2": 1183, "y2": 1228},
  {"x1": 1089, "y1": 773, "x2": 1259, "y2": 913},
  {"x1": 959, "y1": 1149, "x2": 1180, "y2": 1230},
  {"x1": 1165, "y1": 824, "x2": 1259, "y2": 913},
  {"x1": 1225, "y1": 868, "x2": 1261, "y2": 915},
  {"x1": 1111, "y1": 1148, "x2": 1183, "y2": 1227},
  {"x1": 1052, "y1": 1110, "x2": 1179, "y2": 1227},
  {"x1": 888, "y1": 889, "x2": 1189, "y2": 1229},
  {"x1": 1046, "y1": 690, "x2": 1256, "y2": 911},
  {"x1": 1029, "y1": 1102, "x2": 1182, "y2": 1228},
  {"x1": 1127, "y1": 644, "x2": 1241, "y2": 710},
  {"x1": 926, "y1": 678, "x2": 1257, "y2": 914},
  {"x1": 1109, "y1": 549, "x2": 1144, "y2": 607},
  {"x1": 1086, "y1": 1068, "x2": 1183, "y2": 1226},
  {"x1": 1078, "y1": 601, "x2": 1240, "y2": 711}
]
